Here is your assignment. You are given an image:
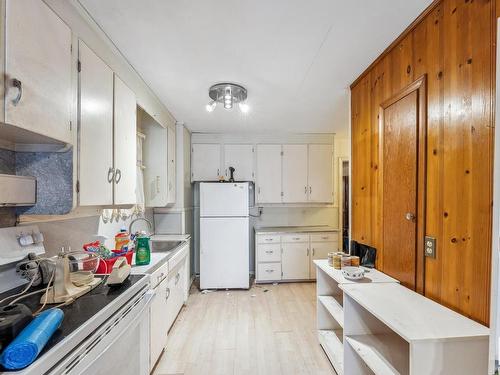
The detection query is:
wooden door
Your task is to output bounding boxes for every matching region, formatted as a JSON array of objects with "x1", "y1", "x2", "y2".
[
  {"x1": 191, "y1": 144, "x2": 221, "y2": 181},
  {"x1": 167, "y1": 126, "x2": 176, "y2": 204},
  {"x1": 256, "y1": 144, "x2": 282, "y2": 203},
  {"x1": 380, "y1": 77, "x2": 426, "y2": 291},
  {"x1": 282, "y1": 242, "x2": 309, "y2": 280},
  {"x1": 5, "y1": 0, "x2": 72, "y2": 144},
  {"x1": 308, "y1": 144, "x2": 334, "y2": 203},
  {"x1": 78, "y1": 41, "x2": 114, "y2": 206},
  {"x1": 223, "y1": 144, "x2": 254, "y2": 181},
  {"x1": 282, "y1": 144, "x2": 308, "y2": 203},
  {"x1": 113, "y1": 75, "x2": 137, "y2": 205}
]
